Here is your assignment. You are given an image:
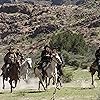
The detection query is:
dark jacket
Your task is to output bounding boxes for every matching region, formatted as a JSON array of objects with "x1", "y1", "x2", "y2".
[
  {"x1": 95, "y1": 48, "x2": 100, "y2": 60},
  {"x1": 41, "y1": 50, "x2": 52, "y2": 62}
]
